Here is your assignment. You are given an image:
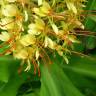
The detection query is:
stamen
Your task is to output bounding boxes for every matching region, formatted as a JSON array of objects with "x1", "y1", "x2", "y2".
[{"x1": 32, "y1": 58, "x2": 40, "y2": 77}]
